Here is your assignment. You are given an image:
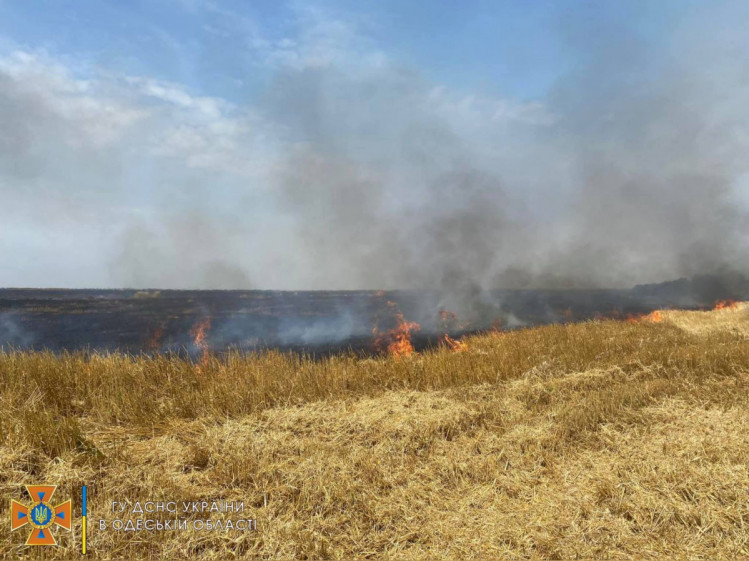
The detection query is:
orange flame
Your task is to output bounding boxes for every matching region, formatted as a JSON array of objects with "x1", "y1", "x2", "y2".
[
  {"x1": 714, "y1": 299, "x2": 740, "y2": 310},
  {"x1": 439, "y1": 333, "x2": 468, "y2": 352},
  {"x1": 372, "y1": 301, "x2": 420, "y2": 358},
  {"x1": 437, "y1": 310, "x2": 468, "y2": 351},
  {"x1": 625, "y1": 310, "x2": 663, "y2": 323},
  {"x1": 190, "y1": 317, "x2": 211, "y2": 367},
  {"x1": 646, "y1": 310, "x2": 663, "y2": 323}
]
